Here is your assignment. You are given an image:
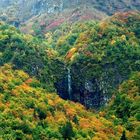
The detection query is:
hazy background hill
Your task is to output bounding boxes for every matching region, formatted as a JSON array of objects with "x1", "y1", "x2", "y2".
[
  {"x1": 0, "y1": 0, "x2": 140, "y2": 33},
  {"x1": 1, "y1": 0, "x2": 140, "y2": 16}
]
